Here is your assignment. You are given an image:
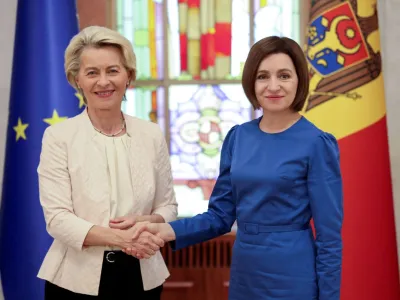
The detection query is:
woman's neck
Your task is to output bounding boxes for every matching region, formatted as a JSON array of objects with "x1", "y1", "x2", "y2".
[
  {"x1": 87, "y1": 107, "x2": 124, "y2": 135},
  {"x1": 259, "y1": 110, "x2": 301, "y2": 134}
]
